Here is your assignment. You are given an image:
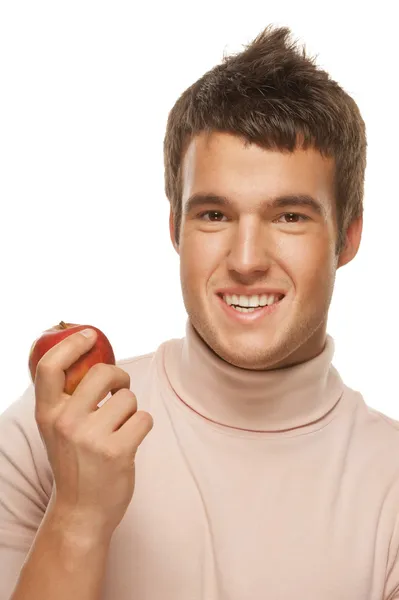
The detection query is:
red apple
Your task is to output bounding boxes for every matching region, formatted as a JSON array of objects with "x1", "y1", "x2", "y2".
[{"x1": 28, "y1": 321, "x2": 116, "y2": 395}]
